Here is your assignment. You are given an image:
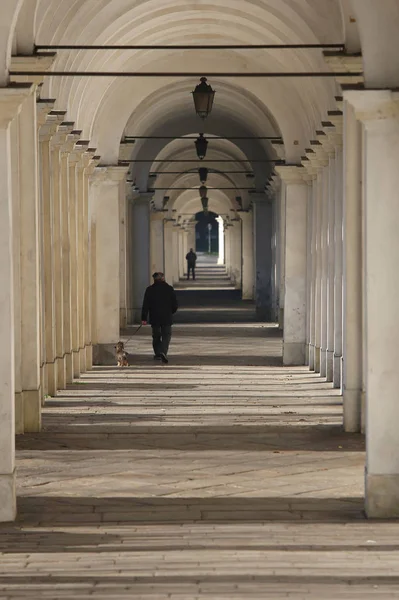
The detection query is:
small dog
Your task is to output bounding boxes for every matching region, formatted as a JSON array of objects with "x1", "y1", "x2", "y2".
[{"x1": 115, "y1": 341, "x2": 129, "y2": 367}]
